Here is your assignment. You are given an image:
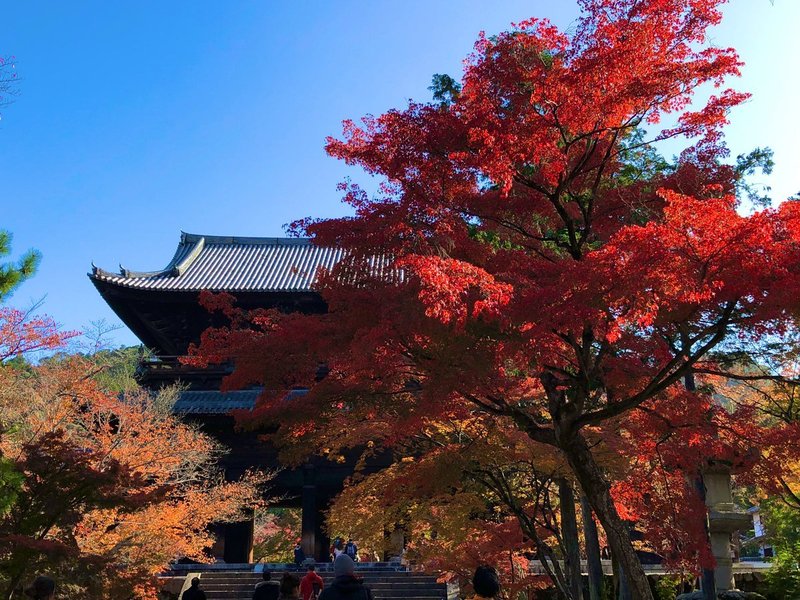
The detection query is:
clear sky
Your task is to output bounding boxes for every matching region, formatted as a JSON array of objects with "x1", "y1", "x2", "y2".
[{"x1": 2, "y1": 1, "x2": 798, "y2": 348}]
